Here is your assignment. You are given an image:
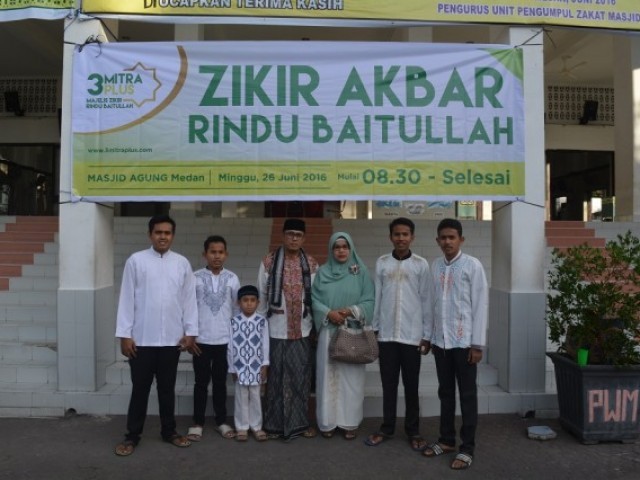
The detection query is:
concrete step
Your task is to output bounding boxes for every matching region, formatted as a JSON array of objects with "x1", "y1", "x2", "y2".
[
  {"x1": 0, "y1": 358, "x2": 57, "y2": 385},
  {"x1": 0, "y1": 341, "x2": 57, "y2": 363},
  {"x1": 545, "y1": 220, "x2": 606, "y2": 248},
  {"x1": 0, "y1": 304, "x2": 56, "y2": 323},
  {"x1": 0, "y1": 323, "x2": 57, "y2": 342},
  {"x1": 0, "y1": 265, "x2": 21, "y2": 277},
  {"x1": 103, "y1": 356, "x2": 499, "y2": 389},
  {"x1": 8, "y1": 276, "x2": 58, "y2": 292},
  {"x1": 0, "y1": 253, "x2": 34, "y2": 265},
  {"x1": 0, "y1": 232, "x2": 56, "y2": 242},
  {"x1": 0, "y1": 379, "x2": 558, "y2": 418},
  {"x1": 0, "y1": 242, "x2": 45, "y2": 253}
]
